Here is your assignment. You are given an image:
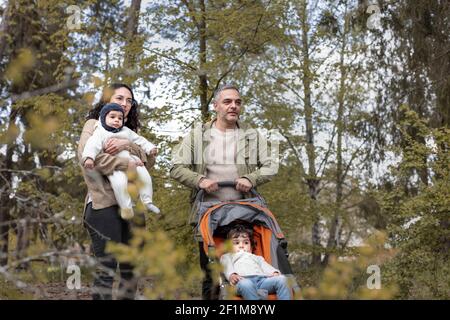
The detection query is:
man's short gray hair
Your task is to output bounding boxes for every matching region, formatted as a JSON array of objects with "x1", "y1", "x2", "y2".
[{"x1": 213, "y1": 84, "x2": 240, "y2": 103}]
